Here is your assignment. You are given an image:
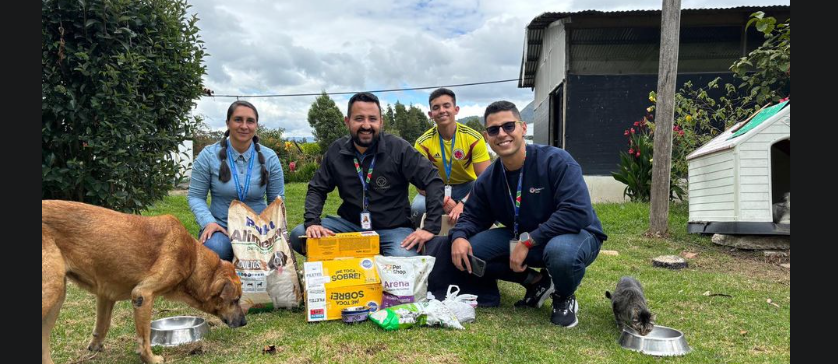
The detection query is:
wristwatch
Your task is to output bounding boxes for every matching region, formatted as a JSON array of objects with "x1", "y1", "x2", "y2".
[{"x1": 519, "y1": 232, "x2": 535, "y2": 249}]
